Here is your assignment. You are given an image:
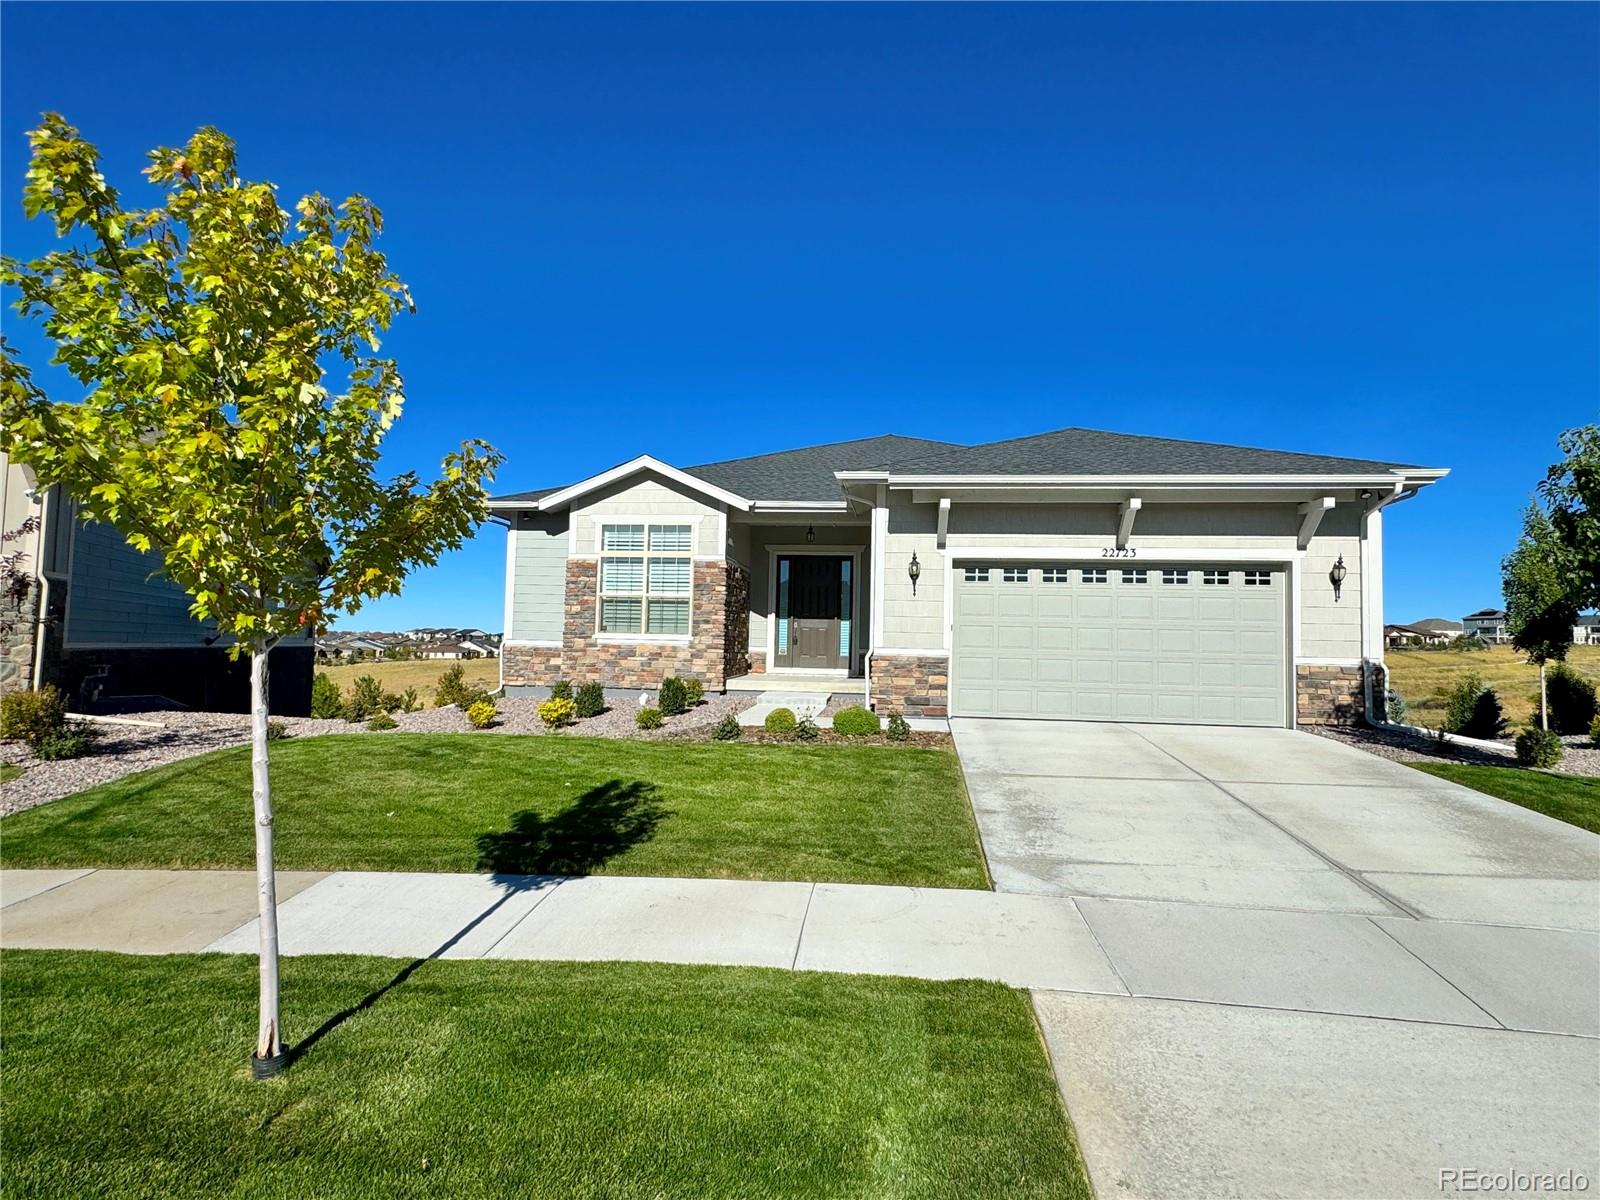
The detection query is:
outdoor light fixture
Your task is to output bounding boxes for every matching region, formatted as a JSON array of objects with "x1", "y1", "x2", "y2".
[
  {"x1": 908, "y1": 551, "x2": 922, "y2": 595},
  {"x1": 805, "y1": 524, "x2": 815, "y2": 544},
  {"x1": 1329, "y1": 555, "x2": 1347, "y2": 601}
]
